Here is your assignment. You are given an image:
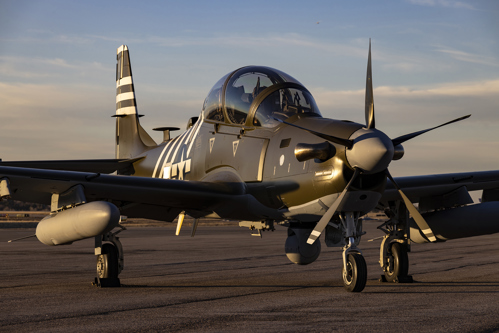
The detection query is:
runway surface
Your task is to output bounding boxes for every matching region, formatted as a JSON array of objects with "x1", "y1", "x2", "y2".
[{"x1": 1, "y1": 221, "x2": 499, "y2": 332}]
